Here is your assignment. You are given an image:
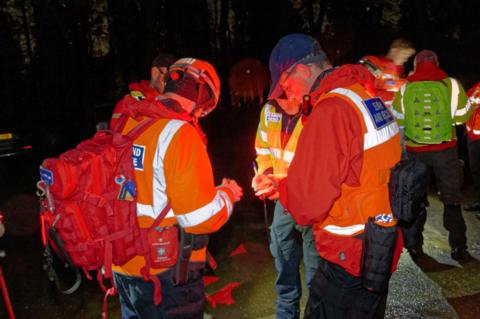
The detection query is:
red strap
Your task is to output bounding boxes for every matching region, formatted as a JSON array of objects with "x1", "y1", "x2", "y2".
[
  {"x1": 150, "y1": 204, "x2": 172, "y2": 229},
  {"x1": 137, "y1": 203, "x2": 171, "y2": 306},
  {"x1": 101, "y1": 287, "x2": 117, "y2": 319},
  {"x1": 125, "y1": 117, "x2": 157, "y2": 140},
  {"x1": 207, "y1": 251, "x2": 217, "y2": 270},
  {"x1": 40, "y1": 213, "x2": 47, "y2": 247},
  {"x1": 150, "y1": 275, "x2": 162, "y2": 305}
]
